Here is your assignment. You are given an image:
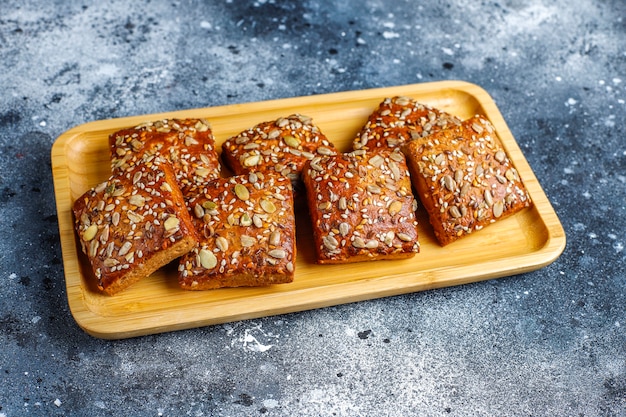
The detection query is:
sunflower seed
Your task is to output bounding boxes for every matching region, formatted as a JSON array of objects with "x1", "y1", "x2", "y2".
[
  {"x1": 268, "y1": 249, "x2": 286, "y2": 259},
  {"x1": 365, "y1": 240, "x2": 379, "y2": 249},
  {"x1": 317, "y1": 146, "x2": 334, "y2": 156},
  {"x1": 493, "y1": 201, "x2": 504, "y2": 218},
  {"x1": 127, "y1": 211, "x2": 144, "y2": 223},
  {"x1": 505, "y1": 168, "x2": 519, "y2": 181},
  {"x1": 384, "y1": 231, "x2": 395, "y2": 246},
  {"x1": 443, "y1": 175, "x2": 456, "y2": 192},
  {"x1": 460, "y1": 183, "x2": 471, "y2": 197},
  {"x1": 396, "y1": 233, "x2": 413, "y2": 242},
  {"x1": 323, "y1": 235, "x2": 339, "y2": 250},
  {"x1": 388, "y1": 200, "x2": 402, "y2": 216},
  {"x1": 454, "y1": 169, "x2": 464, "y2": 184},
  {"x1": 118, "y1": 241, "x2": 132, "y2": 257},
  {"x1": 352, "y1": 237, "x2": 366, "y2": 249},
  {"x1": 368, "y1": 154, "x2": 384, "y2": 168},
  {"x1": 471, "y1": 122, "x2": 484, "y2": 134},
  {"x1": 185, "y1": 136, "x2": 200, "y2": 146},
  {"x1": 270, "y1": 231, "x2": 281, "y2": 246},
  {"x1": 253, "y1": 214, "x2": 264, "y2": 228},
  {"x1": 395, "y1": 96, "x2": 410, "y2": 106},
  {"x1": 103, "y1": 258, "x2": 119, "y2": 268},
  {"x1": 194, "y1": 203, "x2": 205, "y2": 218},
  {"x1": 268, "y1": 129, "x2": 281, "y2": 139},
  {"x1": 83, "y1": 224, "x2": 98, "y2": 242},
  {"x1": 338, "y1": 197, "x2": 347, "y2": 211},
  {"x1": 241, "y1": 235, "x2": 256, "y2": 247},
  {"x1": 215, "y1": 236, "x2": 229, "y2": 252},
  {"x1": 318, "y1": 201, "x2": 331, "y2": 211},
  {"x1": 484, "y1": 190, "x2": 494, "y2": 207},
  {"x1": 129, "y1": 194, "x2": 145, "y2": 207},
  {"x1": 243, "y1": 154, "x2": 261, "y2": 167},
  {"x1": 99, "y1": 225, "x2": 110, "y2": 244}
]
